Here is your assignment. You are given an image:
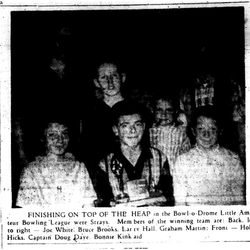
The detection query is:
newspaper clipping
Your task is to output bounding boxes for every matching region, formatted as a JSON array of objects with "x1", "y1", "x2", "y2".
[{"x1": 1, "y1": 0, "x2": 250, "y2": 249}]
